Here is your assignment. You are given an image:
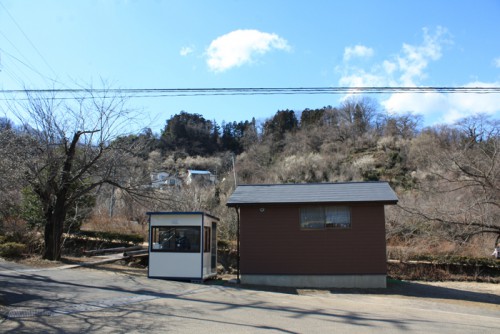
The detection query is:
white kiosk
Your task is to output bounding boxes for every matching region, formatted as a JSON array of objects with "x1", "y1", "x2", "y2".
[{"x1": 147, "y1": 211, "x2": 218, "y2": 281}]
